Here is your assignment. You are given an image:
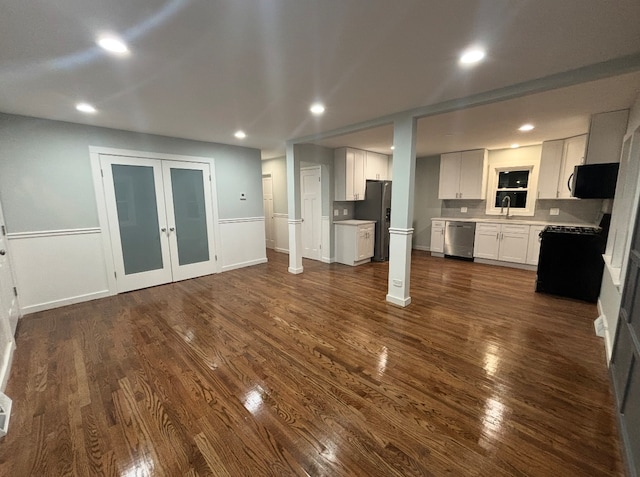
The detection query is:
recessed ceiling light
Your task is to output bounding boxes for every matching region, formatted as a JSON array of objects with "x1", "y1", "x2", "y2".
[
  {"x1": 390, "y1": 146, "x2": 395, "y2": 150},
  {"x1": 97, "y1": 35, "x2": 129, "y2": 55},
  {"x1": 76, "y1": 102, "x2": 97, "y2": 114},
  {"x1": 510, "y1": 143, "x2": 520, "y2": 149},
  {"x1": 234, "y1": 130, "x2": 246, "y2": 139},
  {"x1": 310, "y1": 103, "x2": 325, "y2": 115},
  {"x1": 459, "y1": 47, "x2": 486, "y2": 65},
  {"x1": 518, "y1": 124, "x2": 535, "y2": 132}
]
